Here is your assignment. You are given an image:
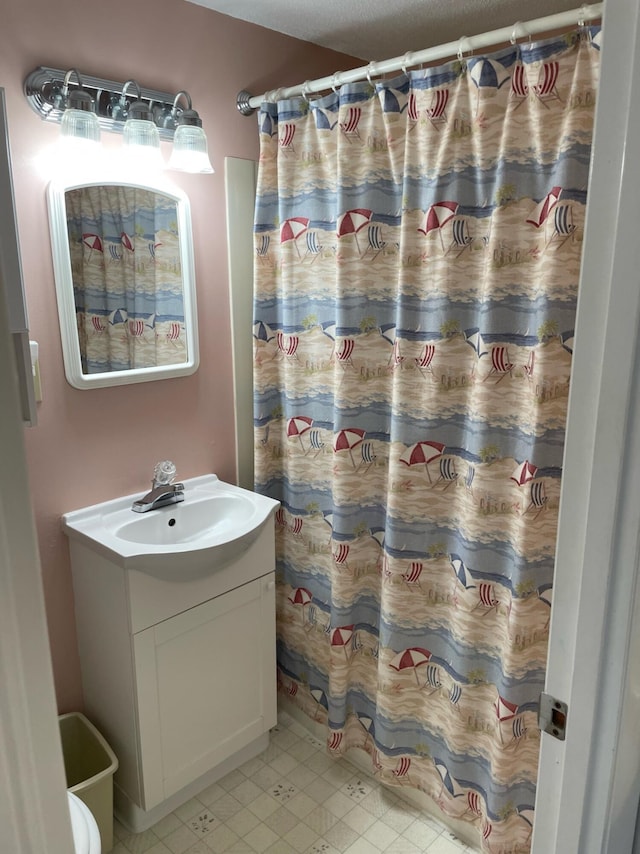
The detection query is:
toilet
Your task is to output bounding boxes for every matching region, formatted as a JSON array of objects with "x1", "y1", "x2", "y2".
[{"x1": 67, "y1": 791, "x2": 101, "y2": 853}]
